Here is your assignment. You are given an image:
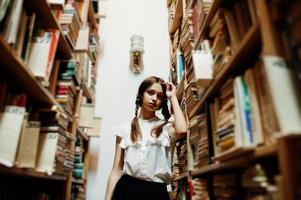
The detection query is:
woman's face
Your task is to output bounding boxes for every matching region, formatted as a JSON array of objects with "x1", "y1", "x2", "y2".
[{"x1": 142, "y1": 83, "x2": 164, "y2": 112}]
